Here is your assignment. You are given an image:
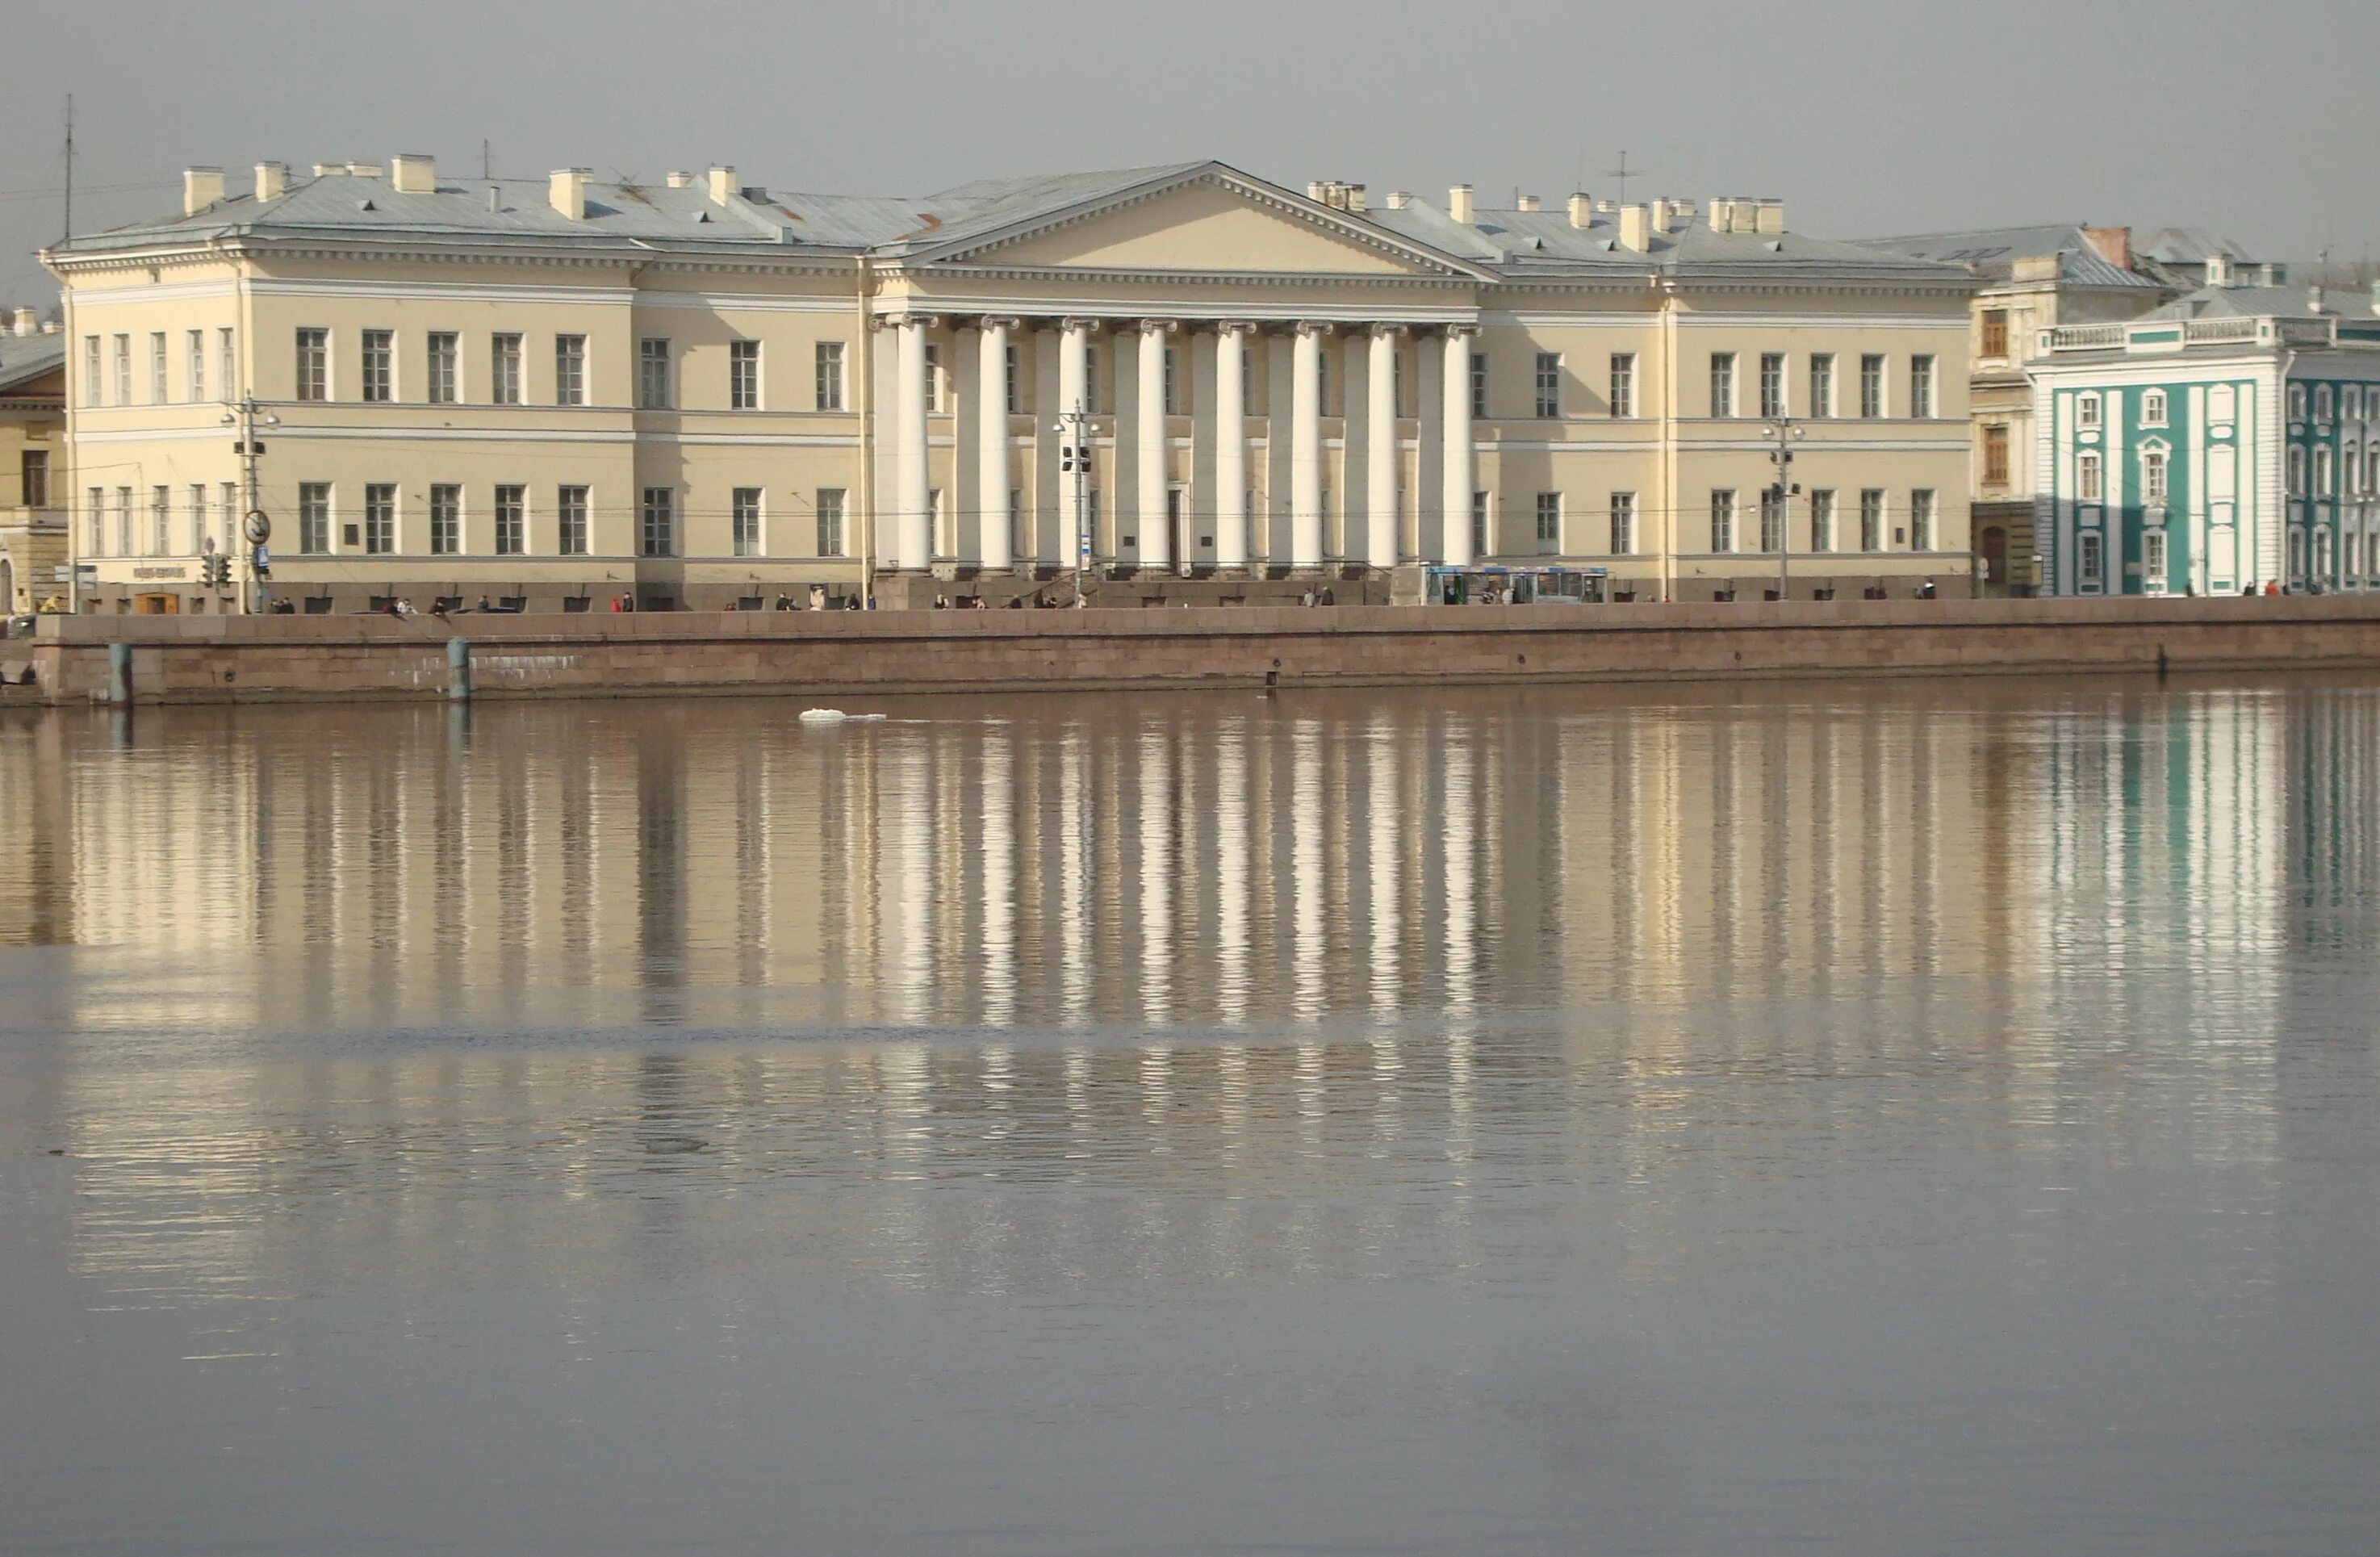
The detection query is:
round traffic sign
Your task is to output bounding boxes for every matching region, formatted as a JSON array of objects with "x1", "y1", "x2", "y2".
[{"x1": 243, "y1": 509, "x2": 271, "y2": 545}]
